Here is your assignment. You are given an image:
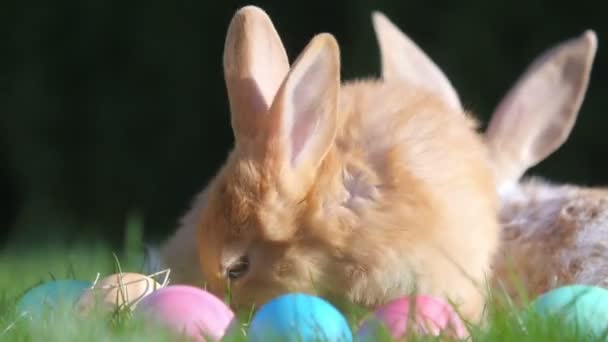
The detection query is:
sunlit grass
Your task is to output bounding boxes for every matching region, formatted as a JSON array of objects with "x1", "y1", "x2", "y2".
[{"x1": 1, "y1": 219, "x2": 606, "y2": 341}]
